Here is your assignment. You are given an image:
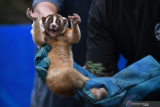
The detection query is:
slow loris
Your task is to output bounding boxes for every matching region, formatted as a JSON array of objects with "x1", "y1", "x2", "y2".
[{"x1": 27, "y1": 8, "x2": 107, "y2": 100}]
